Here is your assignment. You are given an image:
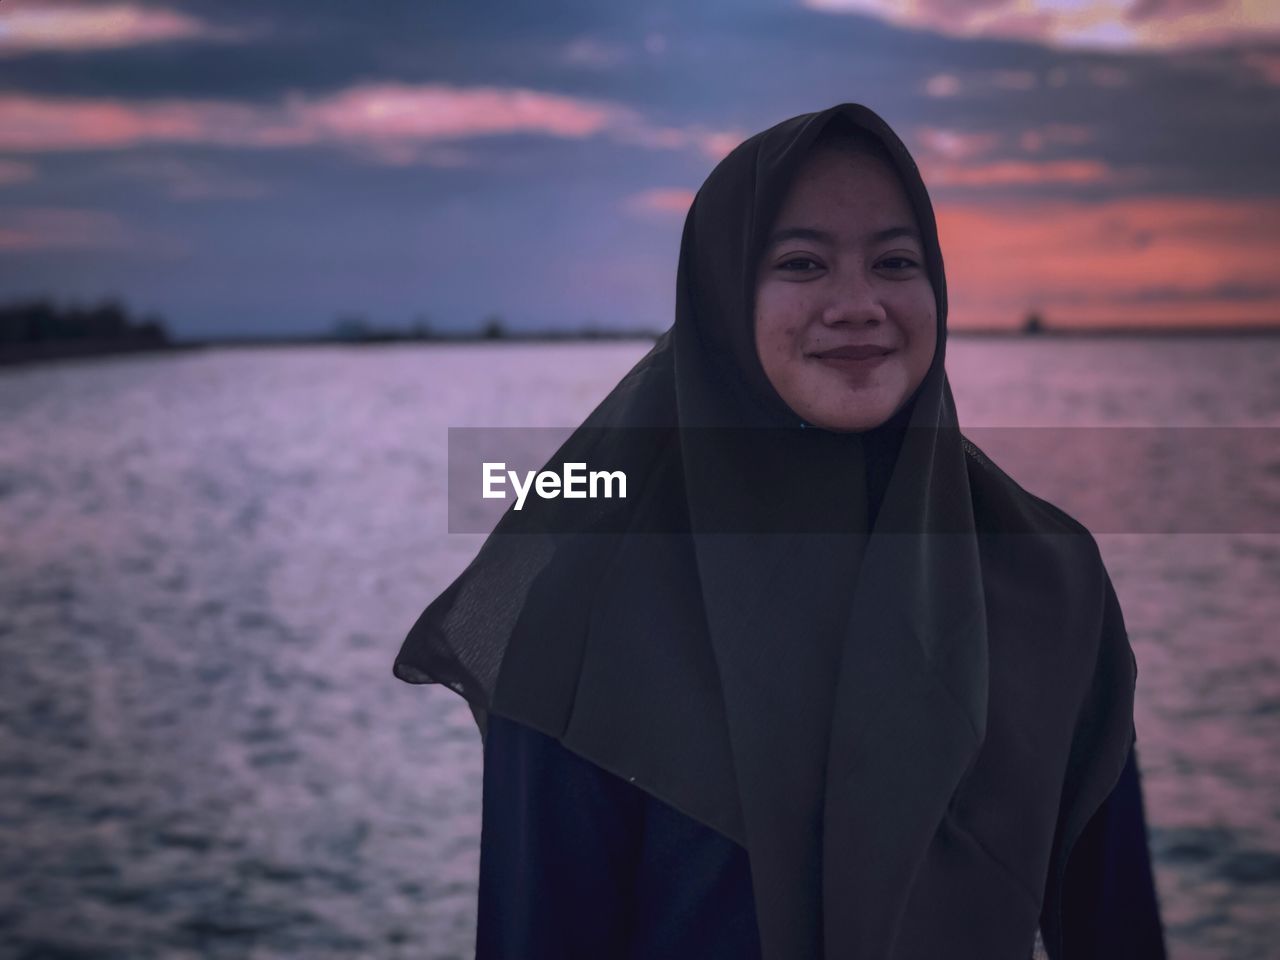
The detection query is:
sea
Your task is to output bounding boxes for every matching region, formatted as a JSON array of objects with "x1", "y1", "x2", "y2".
[{"x1": 0, "y1": 337, "x2": 1276, "y2": 959}]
